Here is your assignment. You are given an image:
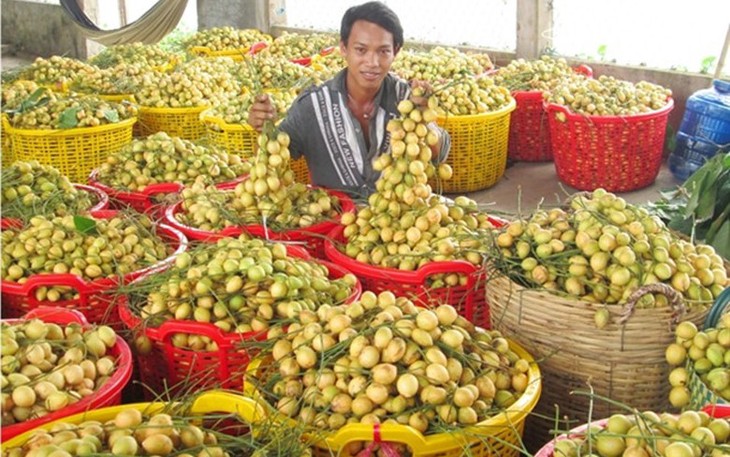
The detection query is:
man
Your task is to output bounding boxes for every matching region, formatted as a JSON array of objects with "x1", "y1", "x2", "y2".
[{"x1": 248, "y1": 1, "x2": 450, "y2": 199}]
